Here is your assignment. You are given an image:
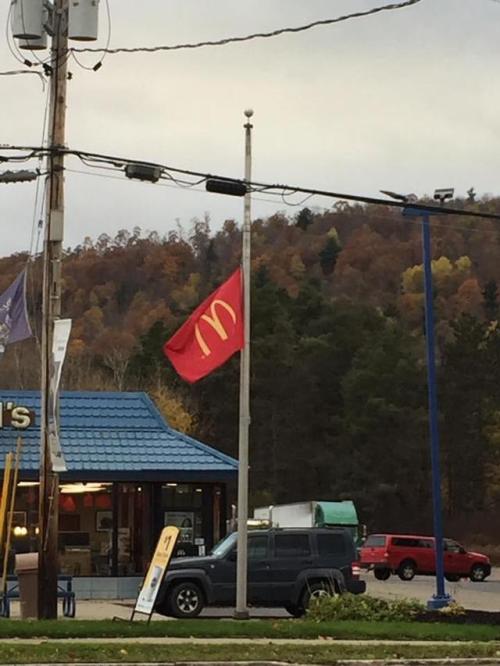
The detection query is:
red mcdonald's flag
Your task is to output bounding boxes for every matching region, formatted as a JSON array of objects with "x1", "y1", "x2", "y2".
[{"x1": 163, "y1": 268, "x2": 244, "y2": 383}]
